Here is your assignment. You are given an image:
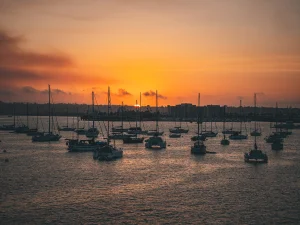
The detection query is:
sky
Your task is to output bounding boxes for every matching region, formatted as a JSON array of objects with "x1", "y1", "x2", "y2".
[{"x1": 0, "y1": 0, "x2": 299, "y2": 107}]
